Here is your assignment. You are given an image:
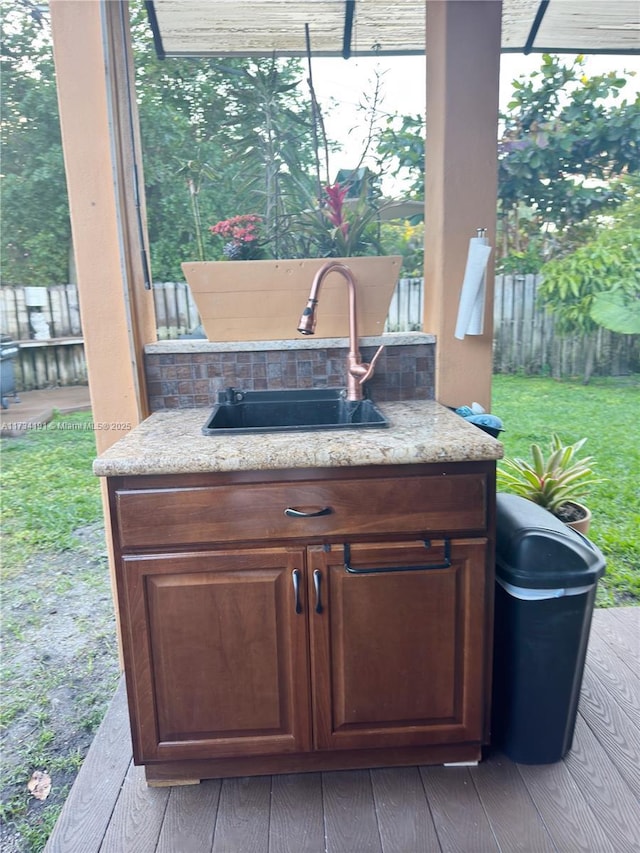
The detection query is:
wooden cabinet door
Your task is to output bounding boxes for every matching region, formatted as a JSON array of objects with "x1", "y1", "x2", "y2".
[
  {"x1": 119, "y1": 548, "x2": 311, "y2": 763},
  {"x1": 308, "y1": 539, "x2": 488, "y2": 751}
]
